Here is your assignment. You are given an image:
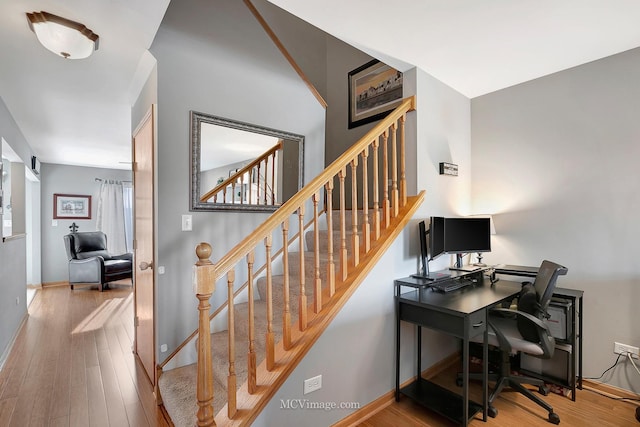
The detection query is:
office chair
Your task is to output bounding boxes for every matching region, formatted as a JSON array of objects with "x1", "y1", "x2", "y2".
[{"x1": 460, "y1": 260, "x2": 568, "y2": 424}]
